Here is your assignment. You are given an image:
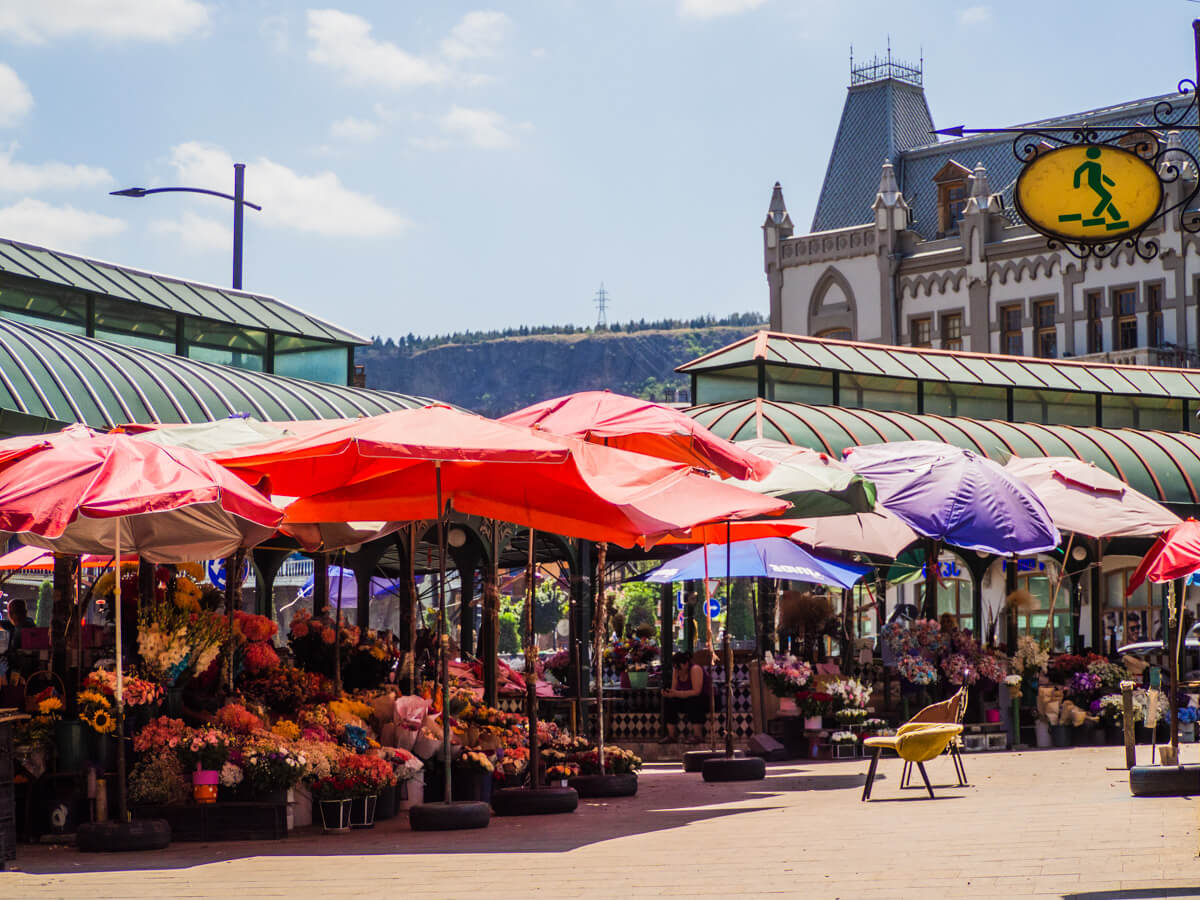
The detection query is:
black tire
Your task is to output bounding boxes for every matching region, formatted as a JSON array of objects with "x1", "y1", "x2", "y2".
[
  {"x1": 567, "y1": 773, "x2": 638, "y2": 798},
  {"x1": 1129, "y1": 765, "x2": 1200, "y2": 797},
  {"x1": 683, "y1": 749, "x2": 742, "y2": 773},
  {"x1": 702, "y1": 755, "x2": 767, "y2": 782},
  {"x1": 77, "y1": 819, "x2": 171, "y2": 853},
  {"x1": 490, "y1": 787, "x2": 579, "y2": 816},
  {"x1": 408, "y1": 801, "x2": 491, "y2": 831}
]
